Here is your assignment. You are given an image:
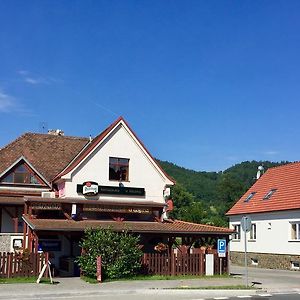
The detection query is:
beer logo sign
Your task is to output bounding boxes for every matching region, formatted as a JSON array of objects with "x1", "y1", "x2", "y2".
[{"x1": 82, "y1": 181, "x2": 99, "y2": 196}]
